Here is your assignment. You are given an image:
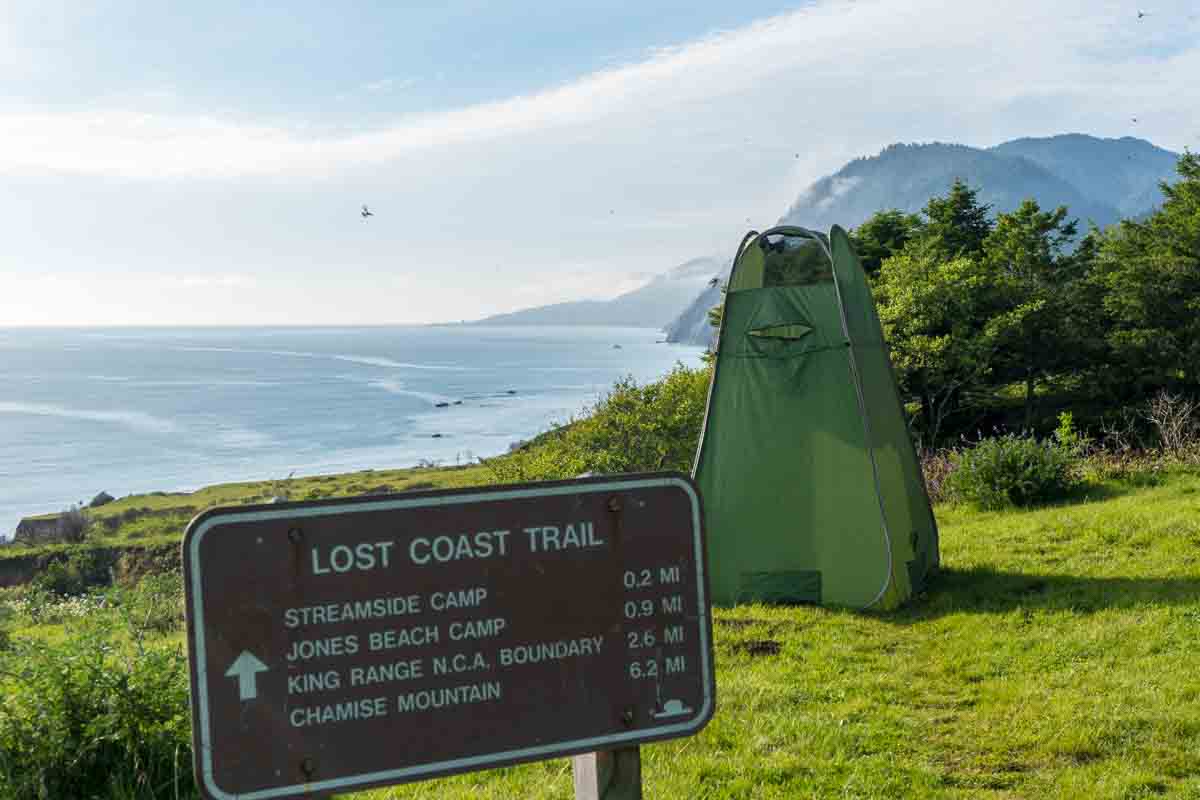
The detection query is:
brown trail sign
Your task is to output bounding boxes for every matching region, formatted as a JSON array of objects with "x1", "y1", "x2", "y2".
[{"x1": 183, "y1": 472, "x2": 714, "y2": 799}]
